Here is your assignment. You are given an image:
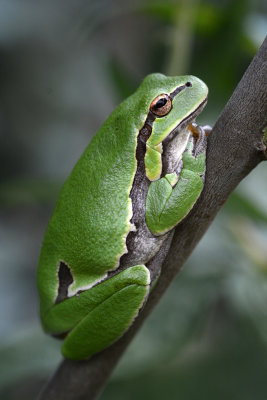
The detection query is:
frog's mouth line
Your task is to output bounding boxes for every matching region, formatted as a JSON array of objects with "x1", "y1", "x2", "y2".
[{"x1": 163, "y1": 96, "x2": 208, "y2": 144}]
